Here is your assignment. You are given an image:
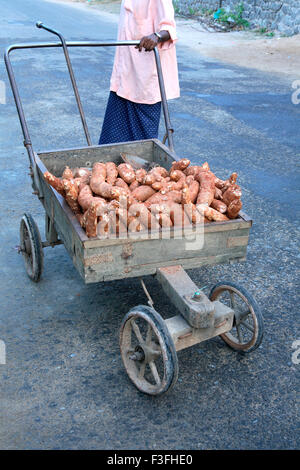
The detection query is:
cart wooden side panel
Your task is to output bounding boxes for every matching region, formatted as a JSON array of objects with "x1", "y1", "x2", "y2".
[{"x1": 36, "y1": 140, "x2": 252, "y2": 284}]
